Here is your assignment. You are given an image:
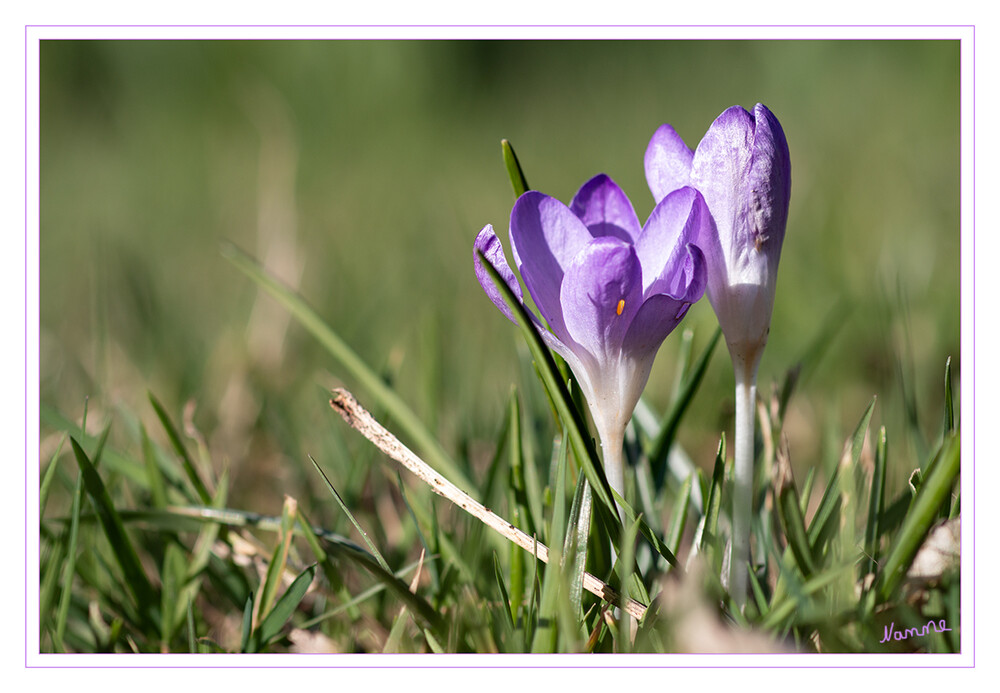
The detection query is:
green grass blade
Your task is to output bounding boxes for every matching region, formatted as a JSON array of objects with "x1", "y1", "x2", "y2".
[
  {"x1": 665, "y1": 472, "x2": 693, "y2": 556},
  {"x1": 549, "y1": 436, "x2": 570, "y2": 560},
  {"x1": 501, "y1": 138, "x2": 530, "y2": 197},
  {"x1": 39, "y1": 540, "x2": 64, "y2": 645},
  {"x1": 747, "y1": 565, "x2": 770, "y2": 618},
  {"x1": 850, "y1": 396, "x2": 877, "y2": 467},
  {"x1": 647, "y1": 327, "x2": 721, "y2": 489},
  {"x1": 309, "y1": 455, "x2": 391, "y2": 572},
  {"x1": 876, "y1": 433, "x2": 960, "y2": 601},
  {"x1": 173, "y1": 471, "x2": 229, "y2": 631},
  {"x1": 41, "y1": 404, "x2": 182, "y2": 489},
  {"x1": 159, "y1": 542, "x2": 186, "y2": 644},
  {"x1": 701, "y1": 435, "x2": 727, "y2": 555},
  {"x1": 532, "y1": 437, "x2": 570, "y2": 653},
  {"x1": 240, "y1": 594, "x2": 254, "y2": 653},
  {"x1": 395, "y1": 470, "x2": 440, "y2": 594},
  {"x1": 53, "y1": 471, "x2": 83, "y2": 652},
  {"x1": 617, "y1": 512, "x2": 643, "y2": 653},
  {"x1": 148, "y1": 393, "x2": 212, "y2": 504},
  {"x1": 563, "y1": 474, "x2": 592, "y2": 618},
  {"x1": 863, "y1": 426, "x2": 888, "y2": 577},
  {"x1": 476, "y1": 250, "x2": 619, "y2": 532},
  {"x1": 777, "y1": 468, "x2": 816, "y2": 577},
  {"x1": 39, "y1": 434, "x2": 67, "y2": 520},
  {"x1": 423, "y1": 629, "x2": 446, "y2": 654},
  {"x1": 222, "y1": 242, "x2": 475, "y2": 494},
  {"x1": 70, "y1": 438, "x2": 159, "y2": 632},
  {"x1": 614, "y1": 490, "x2": 681, "y2": 570},
  {"x1": 492, "y1": 551, "x2": 516, "y2": 632},
  {"x1": 249, "y1": 564, "x2": 317, "y2": 652},
  {"x1": 141, "y1": 425, "x2": 168, "y2": 509},
  {"x1": 256, "y1": 496, "x2": 298, "y2": 625},
  {"x1": 509, "y1": 389, "x2": 543, "y2": 537},
  {"x1": 944, "y1": 356, "x2": 955, "y2": 435},
  {"x1": 762, "y1": 561, "x2": 857, "y2": 631},
  {"x1": 808, "y1": 397, "x2": 876, "y2": 549}
]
